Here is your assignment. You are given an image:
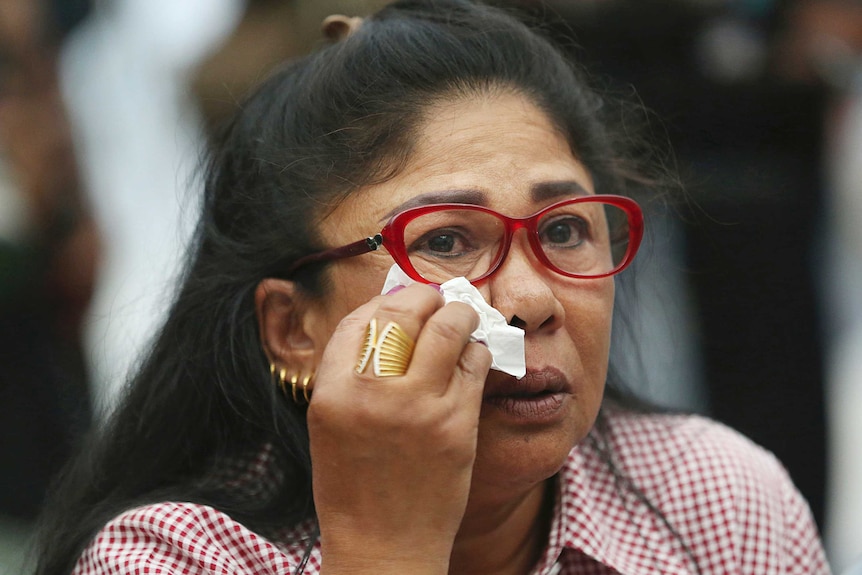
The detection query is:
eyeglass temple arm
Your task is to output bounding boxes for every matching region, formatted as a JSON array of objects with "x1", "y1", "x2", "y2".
[{"x1": 285, "y1": 234, "x2": 384, "y2": 276}]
